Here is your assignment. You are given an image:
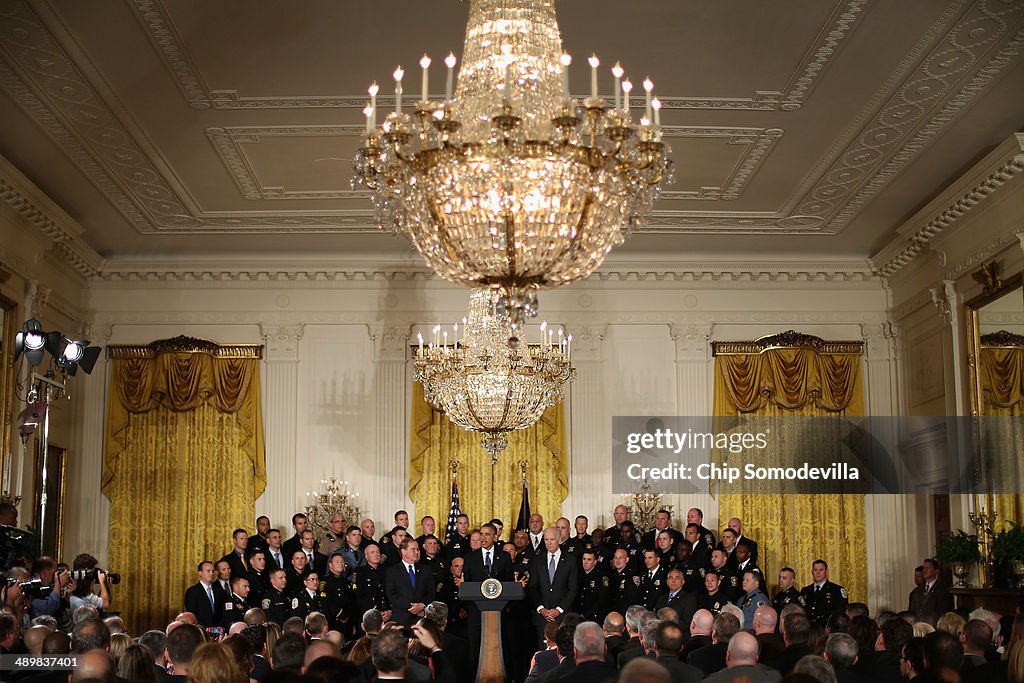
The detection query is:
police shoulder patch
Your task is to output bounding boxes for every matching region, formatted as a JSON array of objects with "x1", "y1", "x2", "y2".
[
  {"x1": 602, "y1": 576, "x2": 609, "y2": 587},
  {"x1": 291, "y1": 598, "x2": 299, "y2": 609},
  {"x1": 632, "y1": 576, "x2": 641, "y2": 586},
  {"x1": 261, "y1": 598, "x2": 271, "y2": 609},
  {"x1": 840, "y1": 587, "x2": 848, "y2": 598}
]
